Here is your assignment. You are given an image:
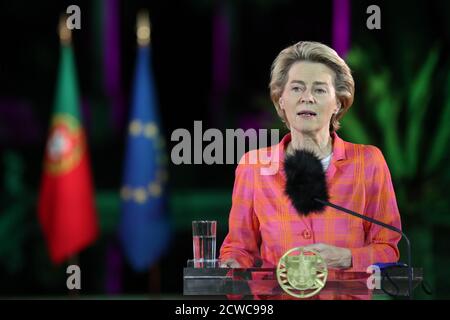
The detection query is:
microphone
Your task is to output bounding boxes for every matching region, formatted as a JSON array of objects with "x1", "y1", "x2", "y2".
[{"x1": 283, "y1": 149, "x2": 413, "y2": 299}]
